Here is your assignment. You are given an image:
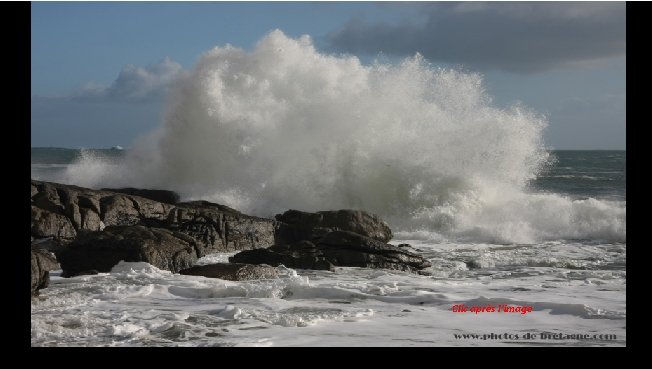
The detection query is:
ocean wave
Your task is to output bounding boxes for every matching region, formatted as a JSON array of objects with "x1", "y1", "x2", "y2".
[{"x1": 52, "y1": 30, "x2": 624, "y2": 244}]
